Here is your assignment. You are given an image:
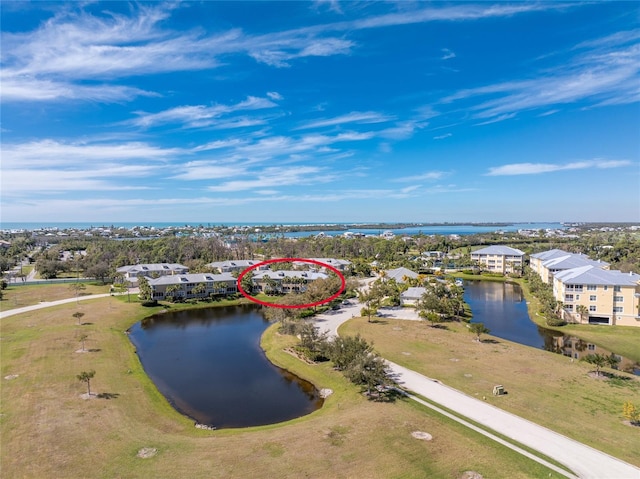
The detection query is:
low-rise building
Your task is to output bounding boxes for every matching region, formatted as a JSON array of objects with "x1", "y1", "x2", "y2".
[
  {"x1": 470, "y1": 246, "x2": 525, "y2": 274},
  {"x1": 553, "y1": 266, "x2": 640, "y2": 327},
  {"x1": 296, "y1": 258, "x2": 352, "y2": 272},
  {"x1": 207, "y1": 259, "x2": 268, "y2": 274},
  {"x1": 400, "y1": 287, "x2": 426, "y2": 306},
  {"x1": 530, "y1": 249, "x2": 609, "y2": 283},
  {"x1": 117, "y1": 263, "x2": 189, "y2": 283},
  {"x1": 252, "y1": 270, "x2": 328, "y2": 294},
  {"x1": 147, "y1": 273, "x2": 236, "y2": 301}
]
